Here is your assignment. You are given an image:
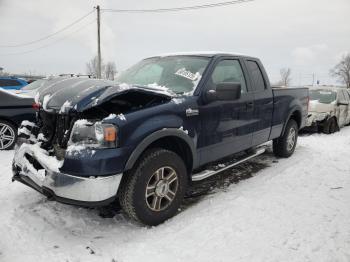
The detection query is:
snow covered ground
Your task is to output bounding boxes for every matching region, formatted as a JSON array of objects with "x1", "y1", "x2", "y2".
[{"x1": 1, "y1": 129, "x2": 350, "y2": 262}]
